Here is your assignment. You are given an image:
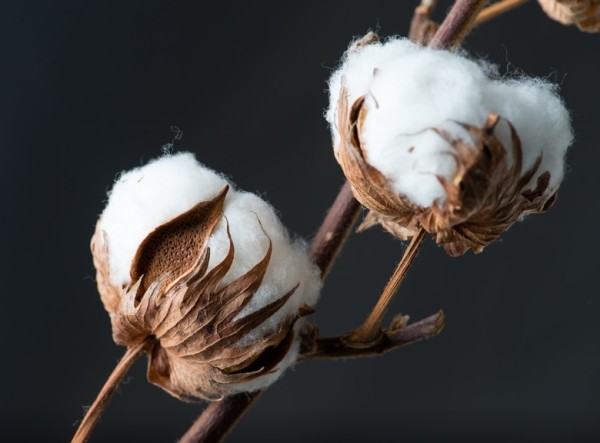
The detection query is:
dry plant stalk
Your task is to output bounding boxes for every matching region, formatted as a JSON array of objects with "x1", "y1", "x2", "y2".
[
  {"x1": 344, "y1": 228, "x2": 428, "y2": 345},
  {"x1": 428, "y1": 0, "x2": 487, "y2": 48},
  {"x1": 411, "y1": 0, "x2": 530, "y2": 47}
]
